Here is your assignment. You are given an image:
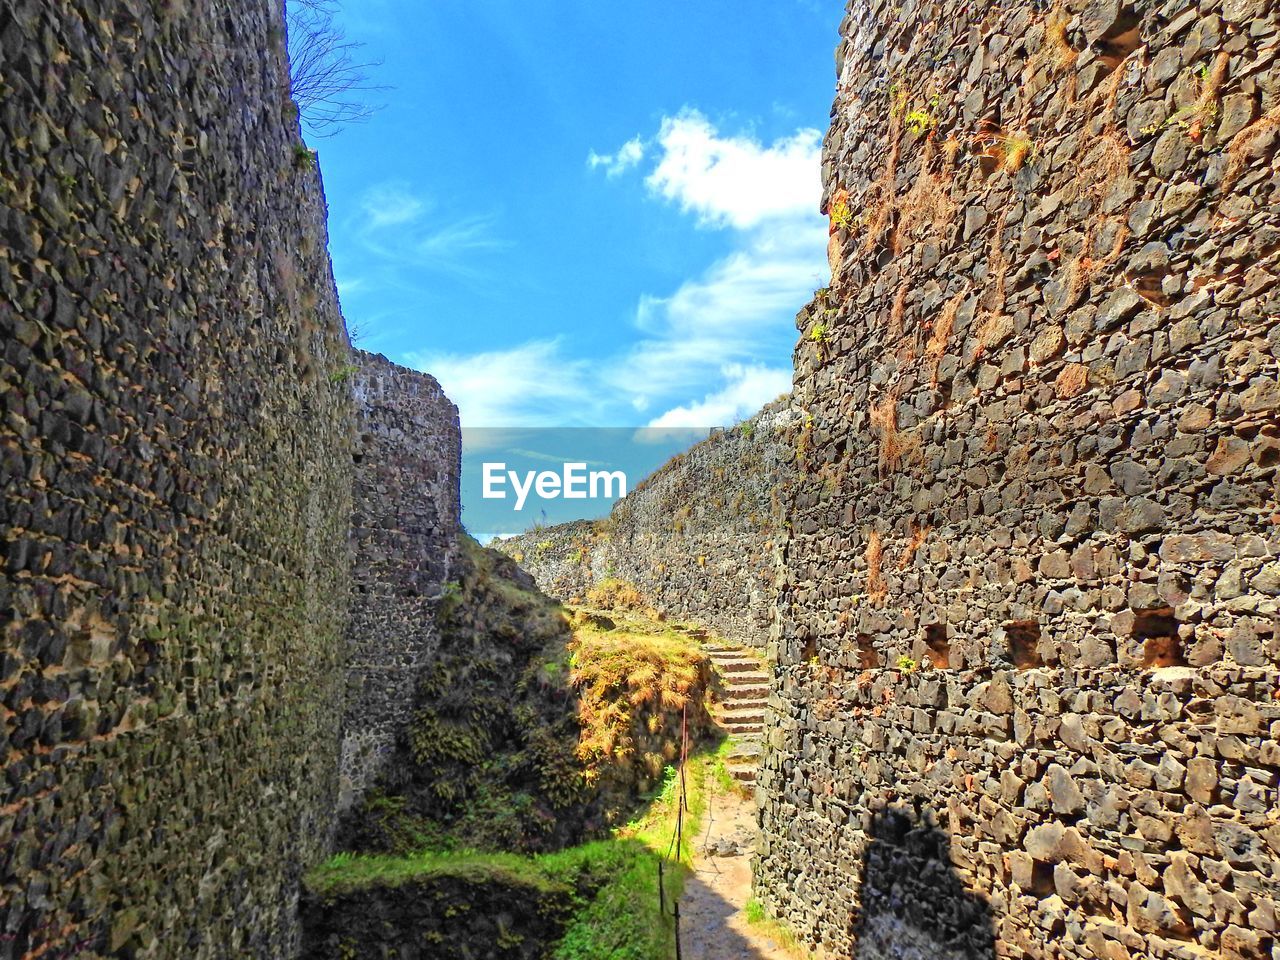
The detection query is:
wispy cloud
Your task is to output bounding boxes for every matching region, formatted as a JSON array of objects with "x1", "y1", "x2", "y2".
[
  {"x1": 610, "y1": 220, "x2": 825, "y2": 403},
  {"x1": 358, "y1": 182, "x2": 427, "y2": 228},
  {"x1": 403, "y1": 339, "x2": 601, "y2": 428},
  {"x1": 339, "y1": 180, "x2": 508, "y2": 289},
  {"x1": 587, "y1": 136, "x2": 645, "y2": 177},
  {"x1": 647, "y1": 364, "x2": 793, "y2": 428}
]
